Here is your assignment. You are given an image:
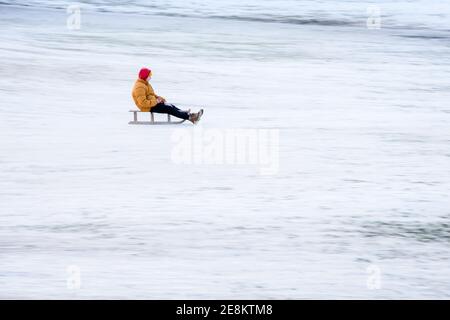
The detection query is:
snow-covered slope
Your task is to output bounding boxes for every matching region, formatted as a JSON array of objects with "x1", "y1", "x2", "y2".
[{"x1": 0, "y1": 2, "x2": 449, "y2": 298}]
